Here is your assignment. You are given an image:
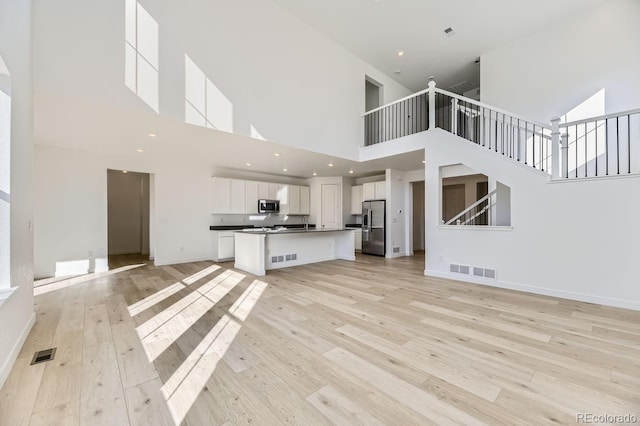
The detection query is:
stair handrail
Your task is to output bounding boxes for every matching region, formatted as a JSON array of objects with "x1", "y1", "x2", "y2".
[
  {"x1": 361, "y1": 87, "x2": 430, "y2": 117},
  {"x1": 559, "y1": 107, "x2": 640, "y2": 128},
  {"x1": 434, "y1": 88, "x2": 552, "y2": 131},
  {"x1": 445, "y1": 190, "x2": 496, "y2": 225}
]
